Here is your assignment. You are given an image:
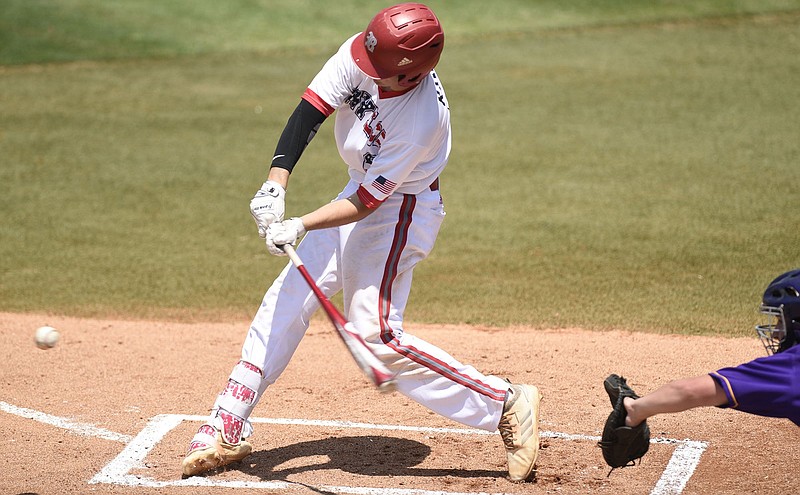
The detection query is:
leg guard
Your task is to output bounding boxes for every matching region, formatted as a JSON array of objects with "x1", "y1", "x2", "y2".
[{"x1": 211, "y1": 360, "x2": 263, "y2": 444}]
